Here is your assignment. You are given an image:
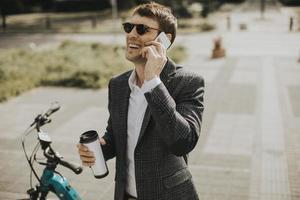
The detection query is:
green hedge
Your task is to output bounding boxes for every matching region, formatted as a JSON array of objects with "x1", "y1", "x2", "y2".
[{"x1": 0, "y1": 40, "x2": 187, "y2": 102}]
